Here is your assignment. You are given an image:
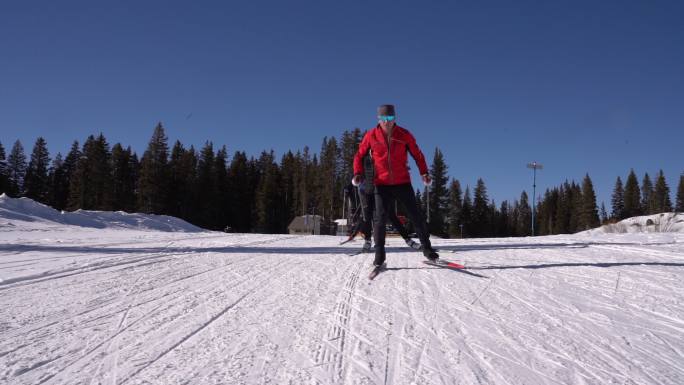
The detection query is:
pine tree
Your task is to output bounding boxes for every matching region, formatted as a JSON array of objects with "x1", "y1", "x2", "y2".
[
  {"x1": 166, "y1": 140, "x2": 184, "y2": 218},
  {"x1": 129, "y1": 152, "x2": 140, "y2": 204},
  {"x1": 580, "y1": 174, "x2": 599, "y2": 230},
  {"x1": 24, "y1": 137, "x2": 51, "y2": 204},
  {"x1": 178, "y1": 145, "x2": 197, "y2": 222},
  {"x1": 428, "y1": 148, "x2": 449, "y2": 237},
  {"x1": 611, "y1": 176, "x2": 625, "y2": 220},
  {"x1": 295, "y1": 146, "x2": 317, "y2": 217},
  {"x1": 447, "y1": 179, "x2": 463, "y2": 238},
  {"x1": 318, "y1": 137, "x2": 340, "y2": 222},
  {"x1": 676, "y1": 174, "x2": 684, "y2": 213},
  {"x1": 471, "y1": 178, "x2": 490, "y2": 237},
  {"x1": 517, "y1": 191, "x2": 532, "y2": 236},
  {"x1": 167, "y1": 141, "x2": 197, "y2": 221},
  {"x1": 498, "y1": 200, "x2": 510, "y2": 237},
  {"x1": 92, "y1": 134, "x2": 114, "y2": 210},
  {"x1": 415, "y1": 189, "x2": 424, "y2": 215},
  {"x1": 214, "y1": 145, "x2": 230, "y2": 229},
  {"x1": 196, "y1": 141, "x2": 218, "y2": 228},
  {"x1": 652, "y1": 170, "x2": 672, "y2": 213},
  {"x1": 420, "y1": 186, "x2": 428, "y2": 216},
  {"x1": 254, "y1": 150, "x2": 282, "y2": 233},
  {"x1": 600, "y1": 202, "x2": 608, "y2": 224},
  {"x1": 339, "y1": 128, "x2": 362, "y2": 187},
  {"x1": 489, "y1": 201, "x2": 499, "y2": 237},
  {"x1": 7, "y1": 140, "x2": 27, "y2": 197},
  {"x1": 137, "y1": 123, "x2": 169, "y2": 214},
  {"x1": 641, "y1": 173, "x2": 655, "y2": 215},
  {"x1": 540, "y1": 188, "x2": 559, "y2": 235},
  {"x1": 67, "y1": 137, "x2": 87, "y2": 210},
  {"x1": 568, "y1": 181, "x2": 583, "y2": 233},
  {"x1": 229, "y1": 151, "x2": 253, "y2": 232},
  {"x1": 68, "y1": 134, "x2": 113, "y2": 210},
  {"x1": 0, "y1": 141, "x2": 9, "y2": 195},
  {"x1": 623, "y1": 169, "x2": 641, "y2": 218},
  {"x1": 48, "y1": 153, "x2": 68, "y2": 210},
  {"x1": 554, "y1": 183, "x2": 571, "y2": 233},
  {"x1": 55, "y1": 141, "x2": 80, "y2": 210},
  {"x1": 280, "y1": 151, "x2": 299, "y2": 228},
  {"x1": 461, "y1": 186, "x2": 472, "y2": 238},
  {"x1": 50, "y1": 141, "x2": 82, "y2": 210},
  {"x1": 111, "y1": 144, "x2": 136, "y2": 212}
]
